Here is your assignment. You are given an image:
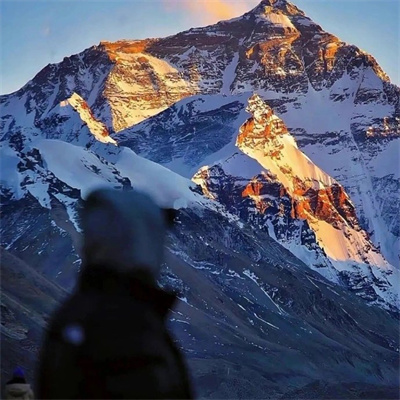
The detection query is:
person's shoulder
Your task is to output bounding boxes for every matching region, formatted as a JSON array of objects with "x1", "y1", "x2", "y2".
[
  {"x1": 5, "y1": 382, "x2": 34, "y2": 397},
  {"x1": 46, "y1": 291, "x2": 97, "y2": 333},
  {"x1": 48, "y1": 290, "x2": 161, "y2": 341}
]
